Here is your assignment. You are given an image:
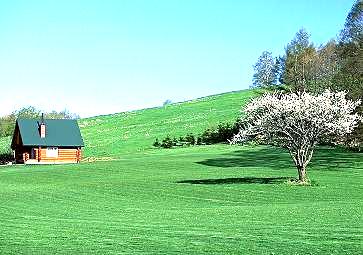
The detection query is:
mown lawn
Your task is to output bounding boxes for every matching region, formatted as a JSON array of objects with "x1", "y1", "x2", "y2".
[{"x1": 0, "y1": 145, "x2": 361, "y2": 254}]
